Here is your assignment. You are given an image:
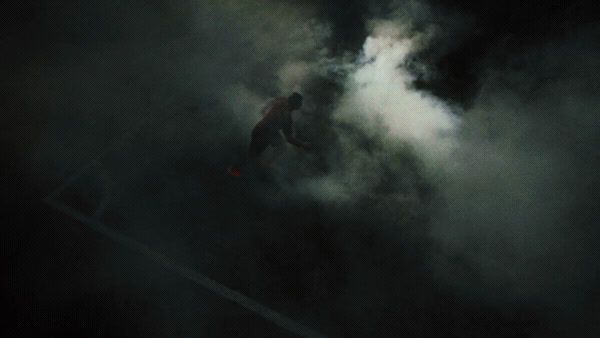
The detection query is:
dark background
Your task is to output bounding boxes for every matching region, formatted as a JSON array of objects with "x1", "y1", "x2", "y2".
[{"x1": 3, "y1": 1, "x2": 599, "y2": 337}]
